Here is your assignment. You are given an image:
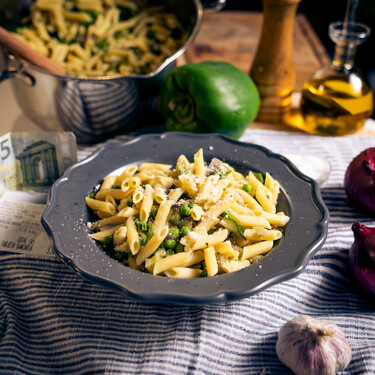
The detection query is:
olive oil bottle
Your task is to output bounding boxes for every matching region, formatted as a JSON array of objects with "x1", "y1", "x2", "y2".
[{"x1": 300, "y1": 21, "x2": 374, "y2": 135}]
